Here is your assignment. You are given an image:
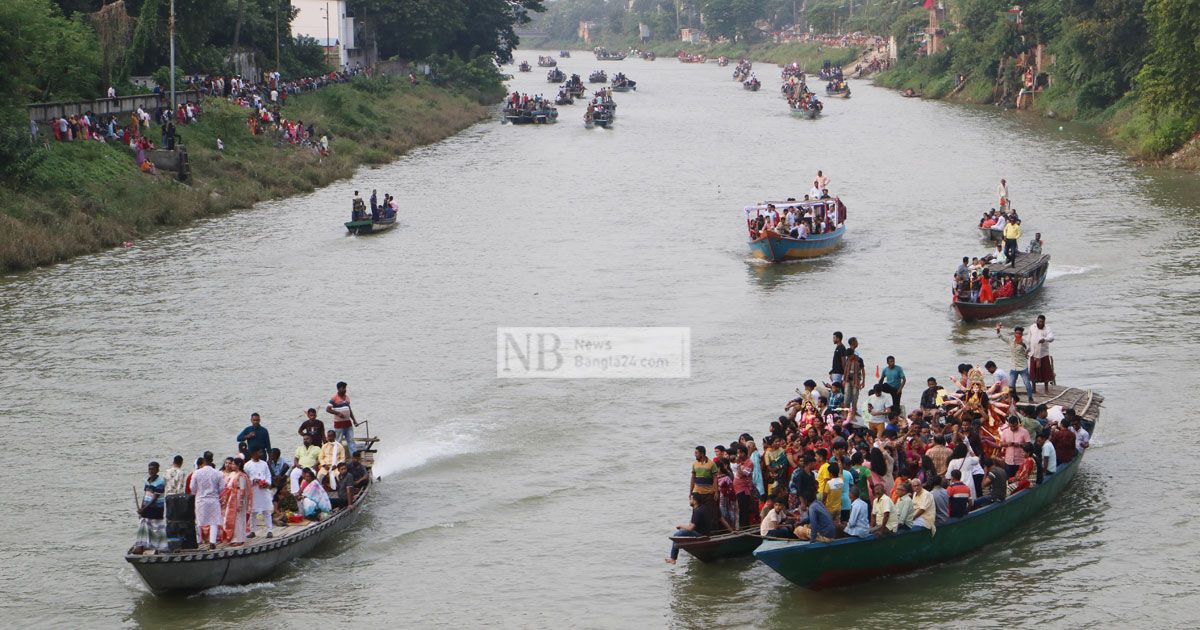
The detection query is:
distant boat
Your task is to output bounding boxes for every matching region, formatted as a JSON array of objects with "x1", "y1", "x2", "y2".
[
  {"x1": 537, "y1": 55, "x2": 557, "y2": 67},
  {"x1": 790, "y1": 102, "x2": 822, "y2": 118},
  {"x1": 559, "y1": 50, "x2": 571, "y2": 58},
  {"x1": 594, "y1": 47, "x2": 626, "y2": 61},
  {"x1": 952, "y1": 253, "x2": 1050, "y2": 321},
  {"x1": 611, "y1": 75, "x2": 637, "y2": 92},
  {"x1": 745, "y1": 198, "x2": 846, "y2": 262},
  {"x1": 588, "y1": 70, "x2": 607, "y2": 83},
  {"x1": 345, "y1": 216, "x2": 397, "y2": 235},
  {"x1": 825, "y1": 85, "x2": 851, "y2": 98},
  {"x1": 518, "y1": 61, "x2": 531, "y2": 72},
  {"x1": 547, "y1": 68, "x2": 565, "y2": 83},
  {"x1": 743, "y1": 79, "x2": 761, "y2": 91}
]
